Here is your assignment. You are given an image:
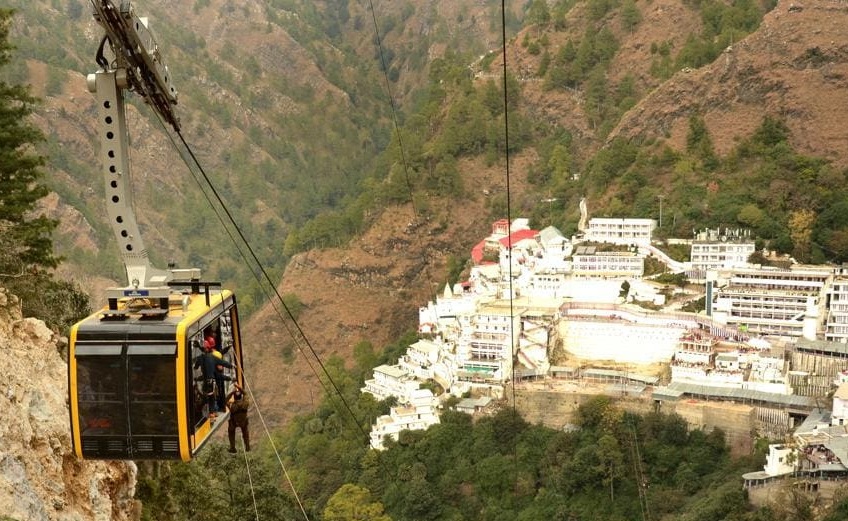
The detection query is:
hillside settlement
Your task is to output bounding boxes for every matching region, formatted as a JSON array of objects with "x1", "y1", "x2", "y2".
[{"x1": 360, "y1": 209, "x2": 848, "y2": 494}]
